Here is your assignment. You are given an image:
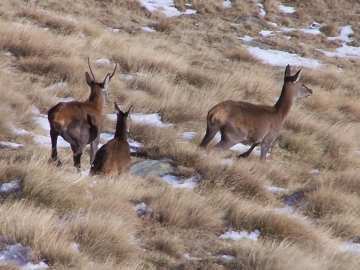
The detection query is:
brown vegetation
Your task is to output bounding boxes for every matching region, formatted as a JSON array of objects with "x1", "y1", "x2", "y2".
[{"x1": 0, "y1": 0, "x2": 360, "y2": 268}]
